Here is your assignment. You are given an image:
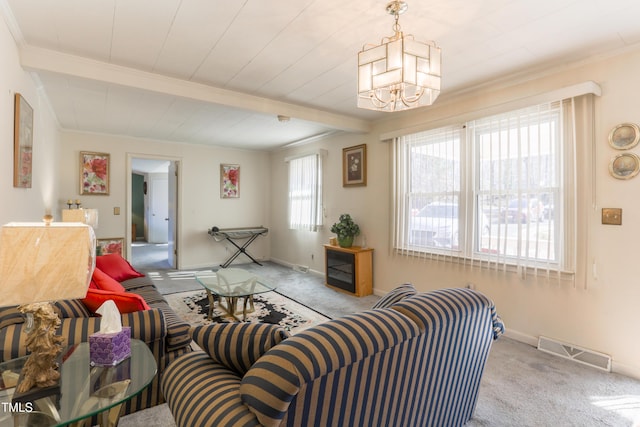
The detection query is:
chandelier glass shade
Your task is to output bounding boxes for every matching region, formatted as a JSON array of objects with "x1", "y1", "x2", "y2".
[{"x1": 358, "y1": 1, "x2": 441, "y2": 112}]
